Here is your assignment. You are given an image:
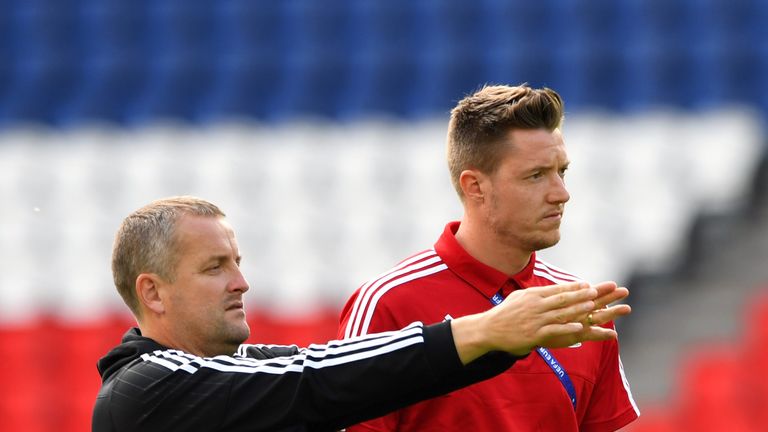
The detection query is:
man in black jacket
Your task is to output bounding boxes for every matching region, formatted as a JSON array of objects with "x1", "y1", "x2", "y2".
[{"x1": 93, "y1": 196, "x2": 630, "y2": 431}]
